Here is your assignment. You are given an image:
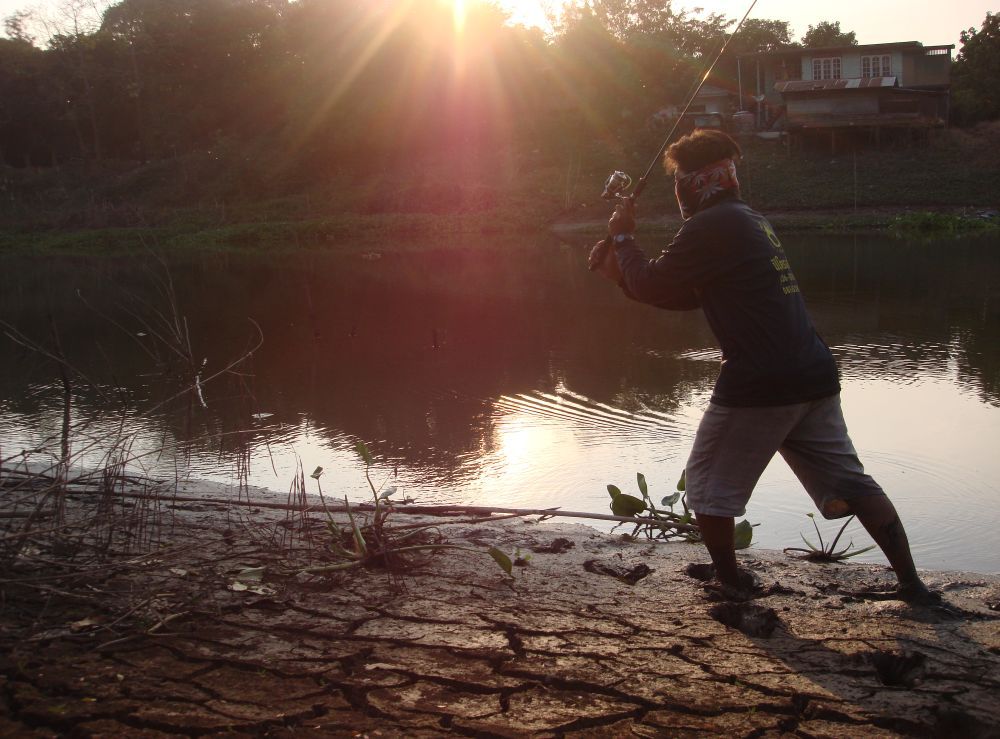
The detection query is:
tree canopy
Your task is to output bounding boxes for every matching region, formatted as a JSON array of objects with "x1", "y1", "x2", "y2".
[
  {"x1": 801, "y1": 21, "x2": 857, "y2": 48},
  {"x1": 0, "y1": 0, "x2": 985, "y2": 176},
  {"x1": 731, "y1": 19, "x2": 796, "y2": 54},
  {"x1": 952, "y1": 12, "x2": 1000, "y2": 124}
]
